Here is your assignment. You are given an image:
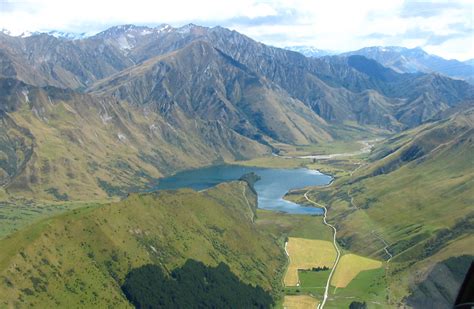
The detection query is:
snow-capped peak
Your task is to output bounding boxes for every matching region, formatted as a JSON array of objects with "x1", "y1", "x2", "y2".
[
  {"x1": 177, "y1": 23, "x2": 198, "y2": 34},
  {"x1": 19, "y1": 30, "x2": 40, "y2": 38},
  {"x1": 155, "y1": 24, "x2": 173, "y2": 33},
  {"x1": 47, "y1": 30, "x2": 87, "y2": 40},
  {"x1": 0, "y1": 28, "x2": 32, "y2": 37},
  {"x1": 1, "y1": 28, "x2": 12, "y2": 36},
  {"x1": 1, "y1": 28, "x2": 87, "y2": 40},
  {"x1": 284, "y1": 46, "x2": 335, "y2": 58}
]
